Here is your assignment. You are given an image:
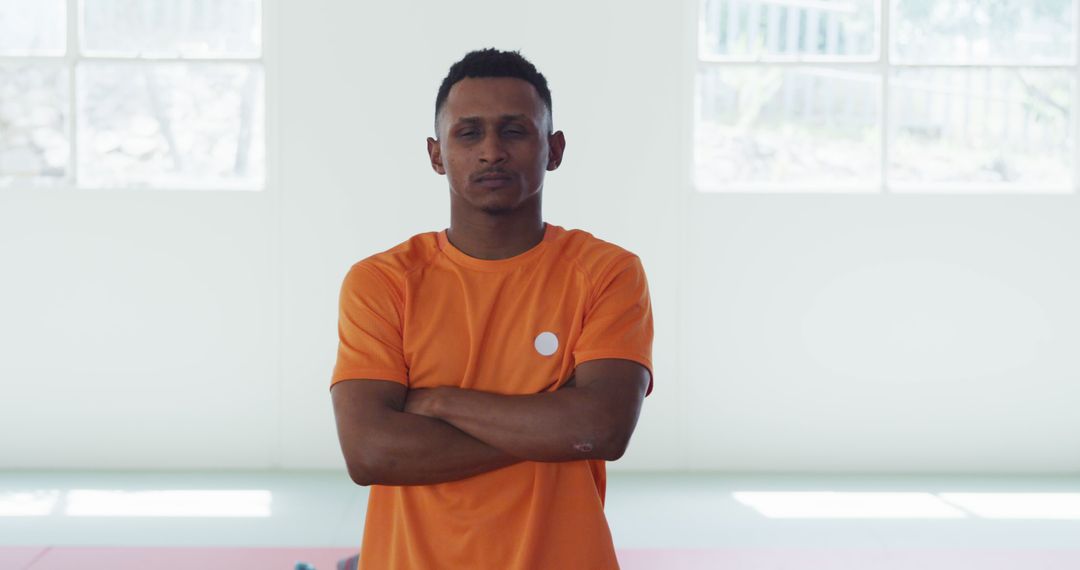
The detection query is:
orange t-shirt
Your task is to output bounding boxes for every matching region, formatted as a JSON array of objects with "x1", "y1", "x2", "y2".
[{"x1": 331, "y1": 222, "x2": 654, "y2": 570}]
